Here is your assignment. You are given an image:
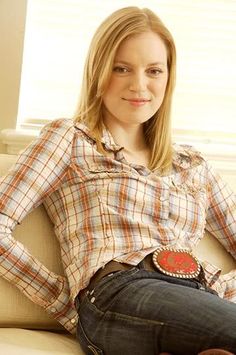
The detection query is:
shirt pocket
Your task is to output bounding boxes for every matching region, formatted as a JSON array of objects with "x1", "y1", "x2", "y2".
[
  {"x1": 169, "y1": 181, "x2": 208, "y2": 234},
  {"x1": 88, "y1": 167, "x2": 170, "y2": 225},
  {"x1": 87, "y1": 164, "x2": 128, "y2": 186}
]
